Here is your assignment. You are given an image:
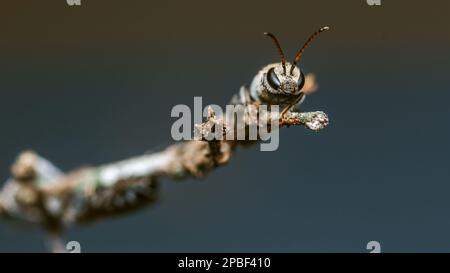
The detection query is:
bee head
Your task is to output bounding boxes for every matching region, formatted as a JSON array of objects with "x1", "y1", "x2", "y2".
[
  {"x1": 265, "y1": 62, "x2": 304, "y2": 95},
  {"x1": 263, "y1": 27, "x2": 329, "y2": 96}
]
